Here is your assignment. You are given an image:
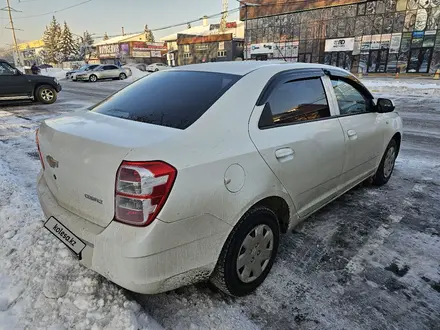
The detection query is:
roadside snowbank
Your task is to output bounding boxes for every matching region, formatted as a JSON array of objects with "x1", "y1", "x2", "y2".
[
  {"x1": 0, "y1": 111, "x2": 162, "y2": 330},
  {"x1": 362, "y1": 79, "x2": 440, "y2": 96},
  {"x1": 124, "y1": 66, "x2": 150, "y2": 83},
  {"x1": 39, "y1": 68, "x2": 68, "y2": 80}
]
